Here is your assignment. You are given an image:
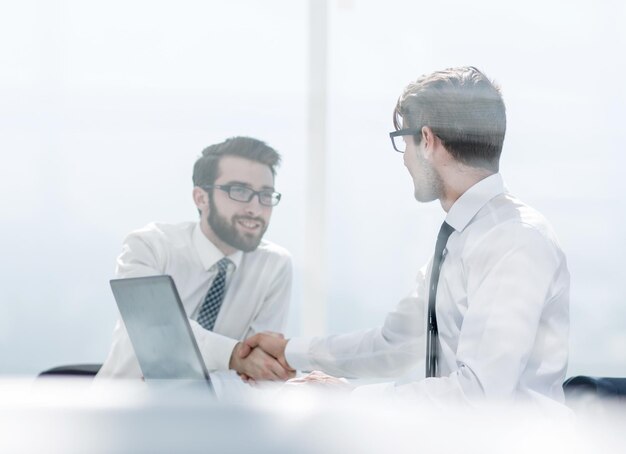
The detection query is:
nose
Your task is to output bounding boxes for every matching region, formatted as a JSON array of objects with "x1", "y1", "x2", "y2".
[{"x1": 244, "y1": 194, "x2": 265, "y2": 215}]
